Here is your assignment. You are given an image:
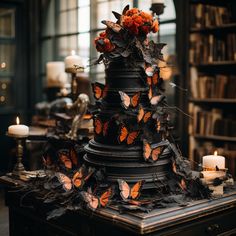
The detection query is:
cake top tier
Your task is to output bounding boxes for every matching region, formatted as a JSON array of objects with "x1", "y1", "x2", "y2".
[{"x1": 93, "y1": 5, "x2": 166, "y2": 67}]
